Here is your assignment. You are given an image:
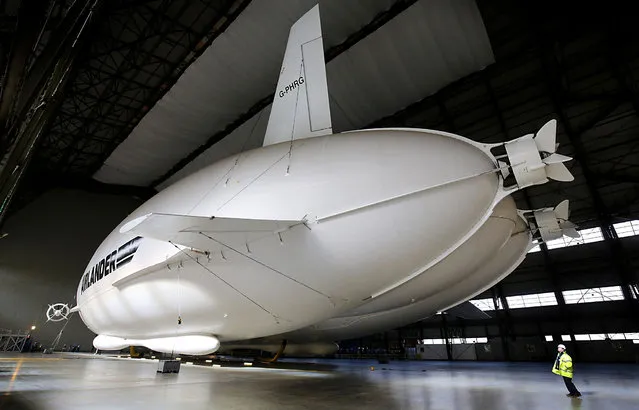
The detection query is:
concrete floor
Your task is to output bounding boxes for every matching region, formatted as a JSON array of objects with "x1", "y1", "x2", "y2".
[{"x1": 1, "y1": 353, "x2": 638, "y2": 410}]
